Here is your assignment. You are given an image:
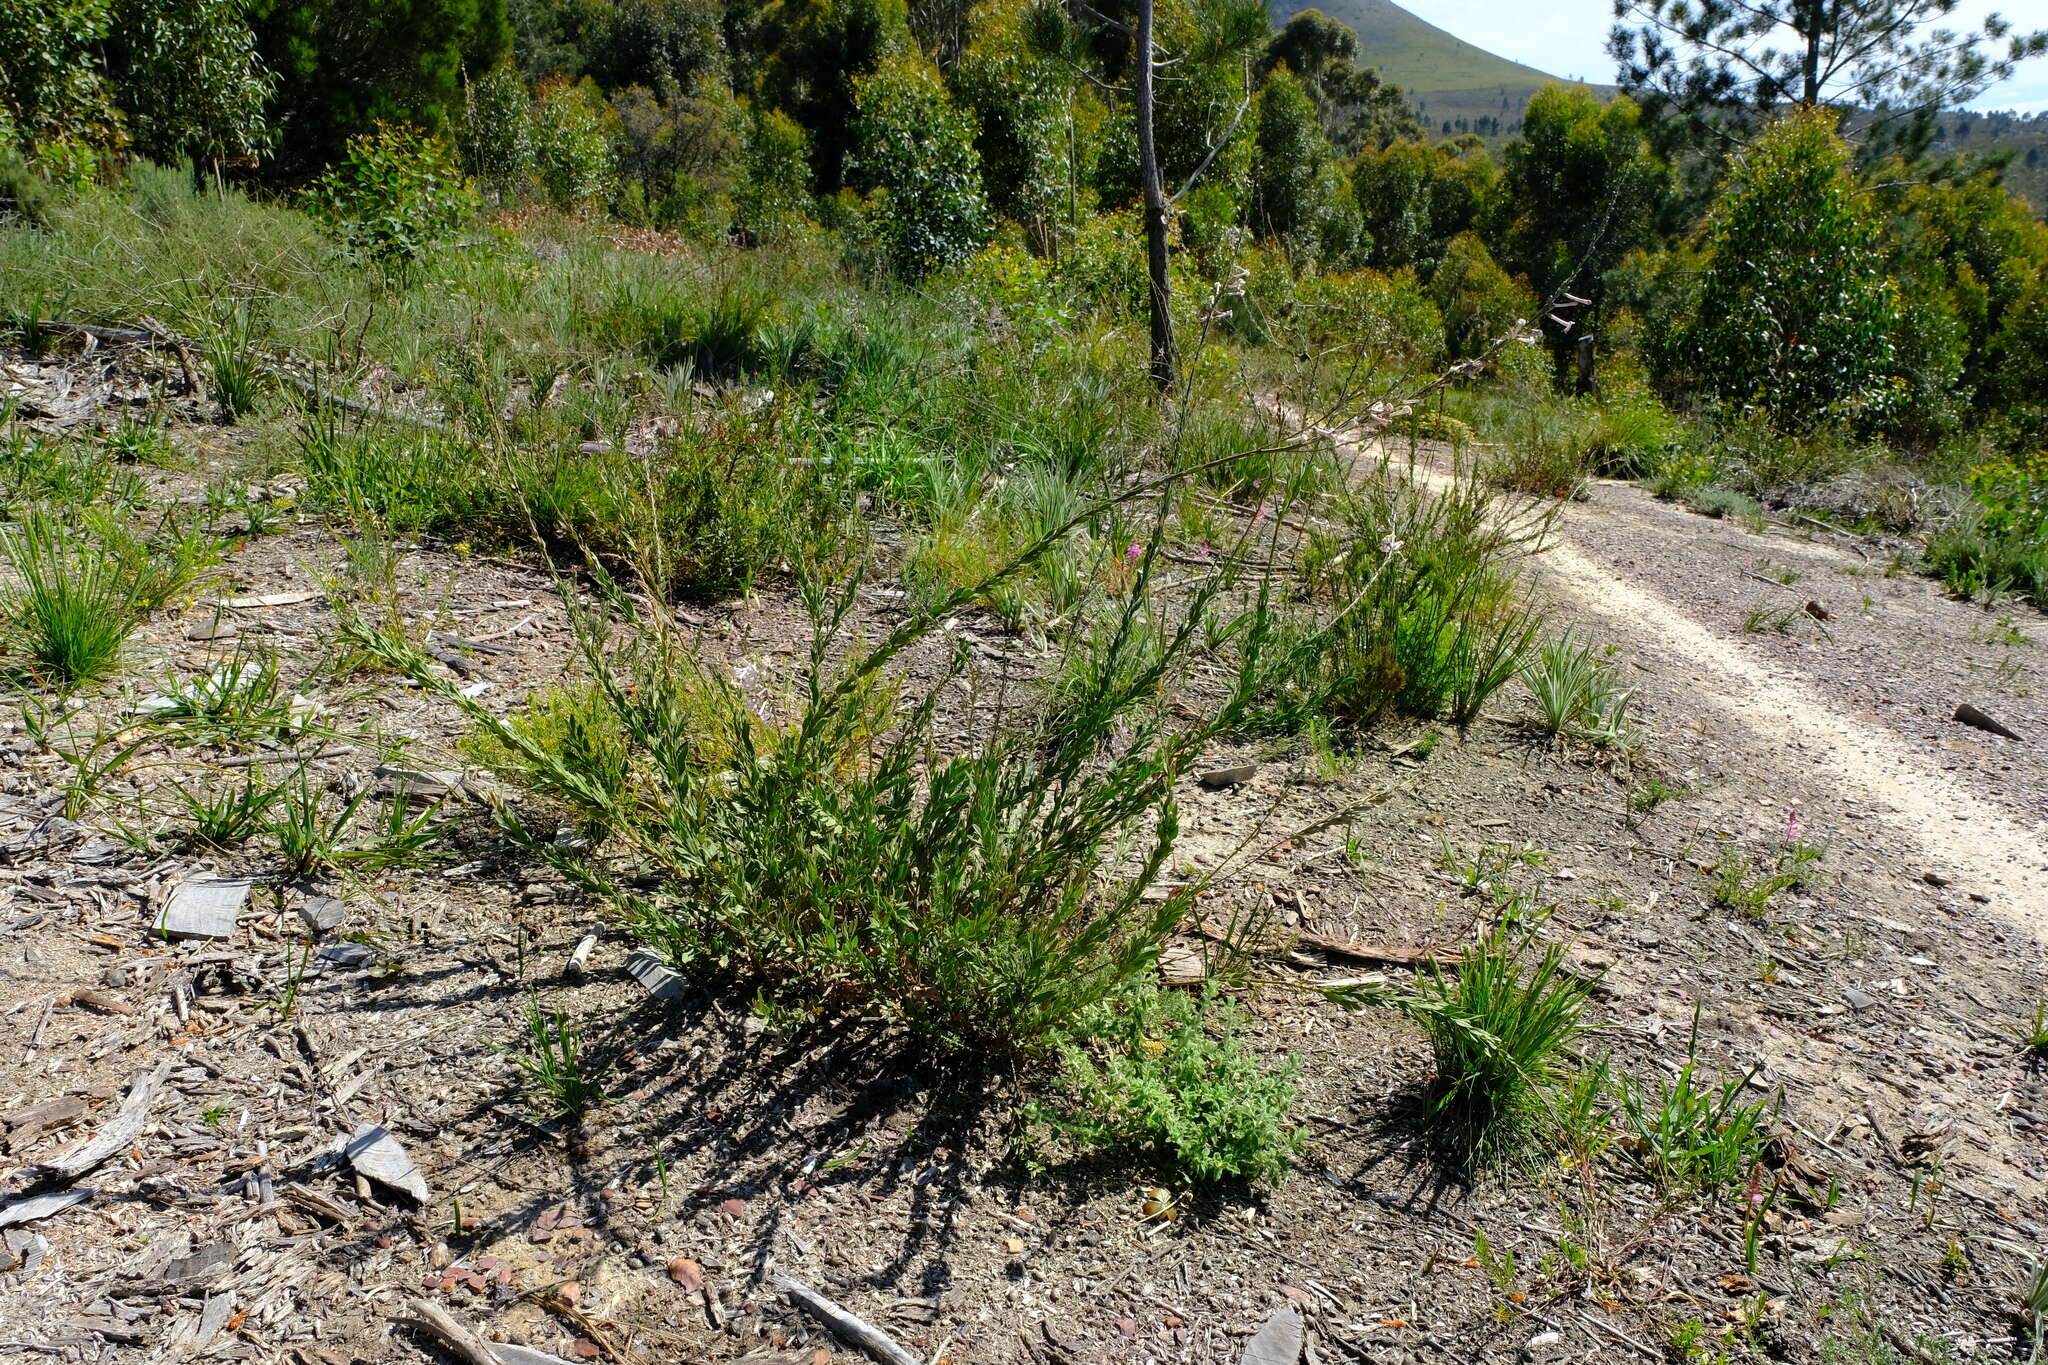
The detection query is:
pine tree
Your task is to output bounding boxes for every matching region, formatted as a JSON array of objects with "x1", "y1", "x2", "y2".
[{"x1": 1610, "y1": 0, "x2": 2047, "y2": 157}]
